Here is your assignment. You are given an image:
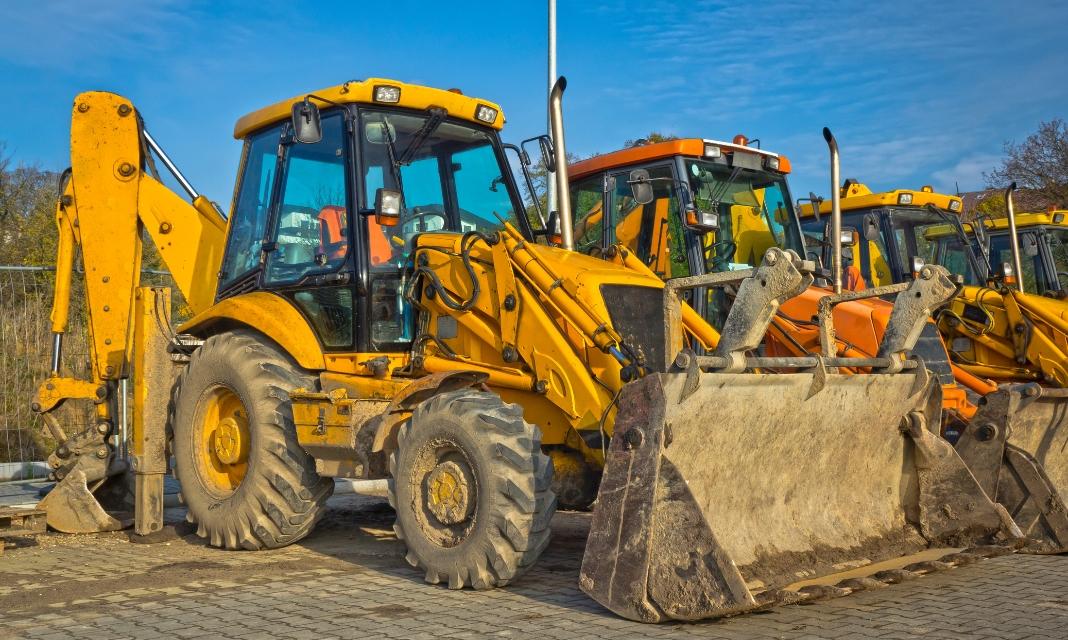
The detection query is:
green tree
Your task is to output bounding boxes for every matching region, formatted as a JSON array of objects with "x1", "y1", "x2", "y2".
[
  {"x1": 986, "y1": 119, "x2": 1068, "y2": 207},
  {"x1": 0, "y1": 145, "x2": 60, "y2": 266},
  {"x1": 623, "y1": 132, "x2": 680, "y2": 148}
]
